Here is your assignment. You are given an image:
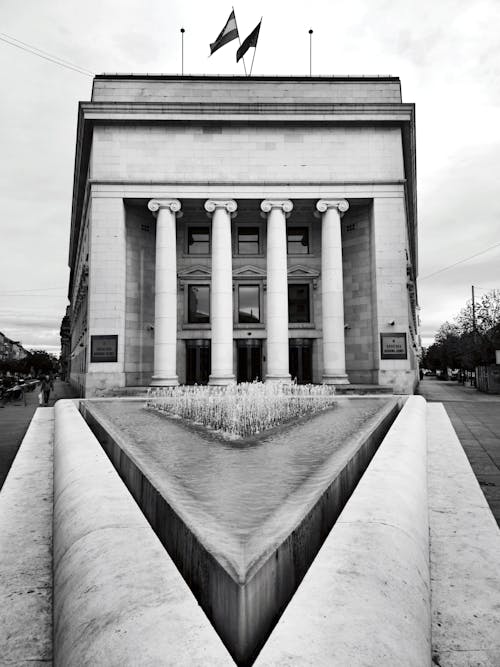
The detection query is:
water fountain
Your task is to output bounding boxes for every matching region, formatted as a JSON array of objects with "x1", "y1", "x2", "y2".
[{"x1": 81, "y1": 384, "x2": 399, "y2": 665}]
